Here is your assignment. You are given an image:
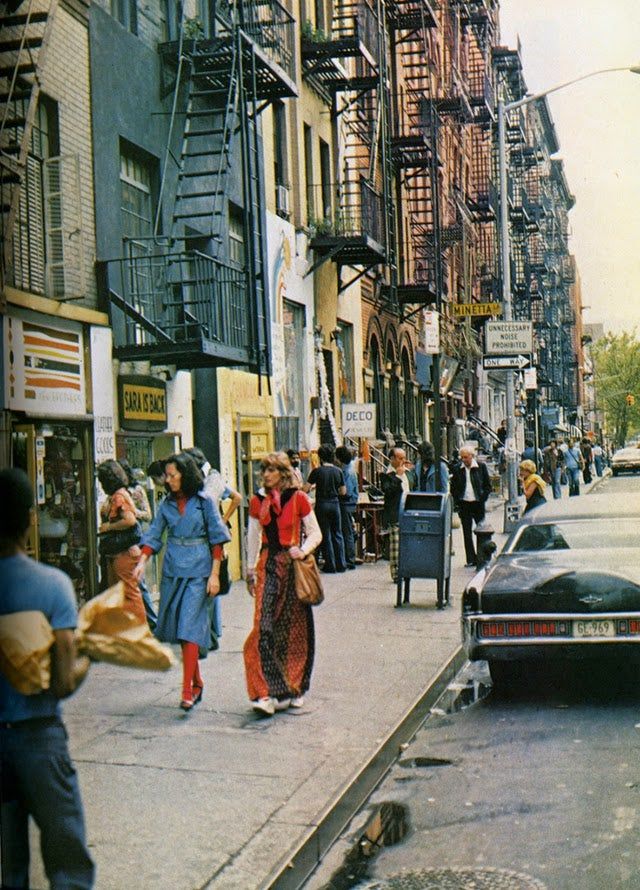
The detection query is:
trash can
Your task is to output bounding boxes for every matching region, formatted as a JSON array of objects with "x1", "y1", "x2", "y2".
[{"x1": 396, "y1": 492, "x2": 452, "y2": 609}]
